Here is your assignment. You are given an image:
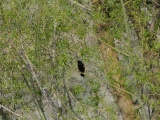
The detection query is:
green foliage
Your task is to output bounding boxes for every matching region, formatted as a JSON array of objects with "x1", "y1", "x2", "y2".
[
  {"x1": 71, "y1": 85, "x2": 85, "y2": 96},
  {"x1": 0, "y1": 0, "x2": 159, "y2": 119},
  {"x1": 88, "y1": 80, "x2": 100, "y2": 93},
  {"x1": 88, "y1": 96, "x2": 99, "y2": 106}
]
